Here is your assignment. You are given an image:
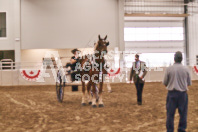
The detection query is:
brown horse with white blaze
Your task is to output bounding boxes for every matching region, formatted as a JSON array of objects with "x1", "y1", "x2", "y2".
[{"x1": 80, "y1": 35, "x2": 109, "y2": 108}]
